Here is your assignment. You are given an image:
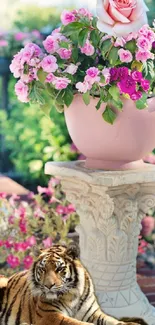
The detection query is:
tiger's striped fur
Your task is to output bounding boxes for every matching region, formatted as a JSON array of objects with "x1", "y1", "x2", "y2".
[{"x1": 0, "y1": 245, "x2": 148, "y2": 325}]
